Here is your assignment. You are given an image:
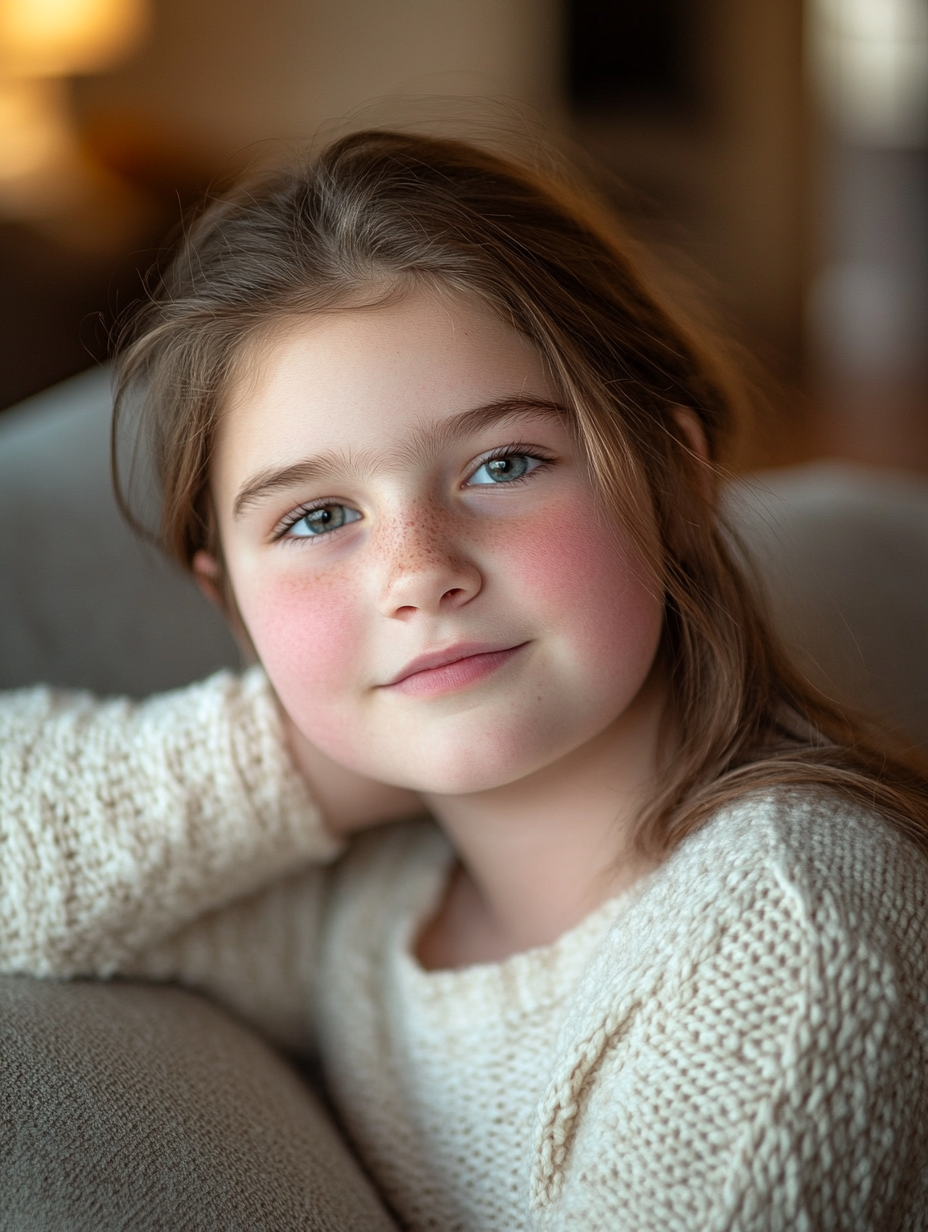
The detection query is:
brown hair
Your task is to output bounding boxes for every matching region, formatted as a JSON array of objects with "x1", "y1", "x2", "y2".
[{"x1": 114, "y1": 128, "x2": 928, "y2": 859}]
